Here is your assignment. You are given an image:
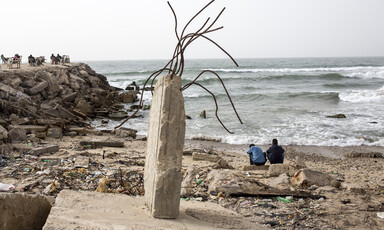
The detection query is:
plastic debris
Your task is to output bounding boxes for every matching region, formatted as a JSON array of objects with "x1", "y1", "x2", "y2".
[
  {"x1": 95, "y1": 178, "x2": 109, "y2": 193},
  {"x1": 196, "y1": 178, "x2": 203, "y2": 185},
  {"x1": 0, "y1": 183, "x2": 15, "y2": 191},
  {"x1": 378, "y1": 212, "x2": 384, "y2": 219},
  {"x1": 44, "y1": 180, "x2": 60, "y2": 194},
  {"x1": 0, "y1": 156, "x2": 7, "y2": 167},
  {"x1": 276, "y1": 196, "x2": 291, "y2": 203}
]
